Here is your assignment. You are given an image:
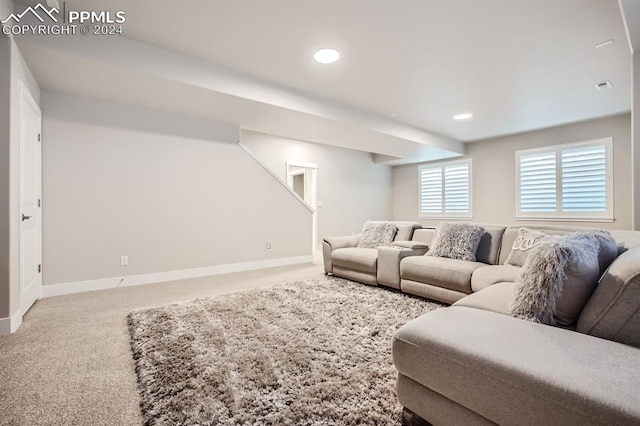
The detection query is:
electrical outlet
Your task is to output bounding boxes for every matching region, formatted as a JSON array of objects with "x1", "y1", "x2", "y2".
[
  {"x1": 266, "y1": 241, "x2": 273, "y2": 251},
  {"x1": 120, "y1": 256, "x2": 128, "y2": 266}
]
